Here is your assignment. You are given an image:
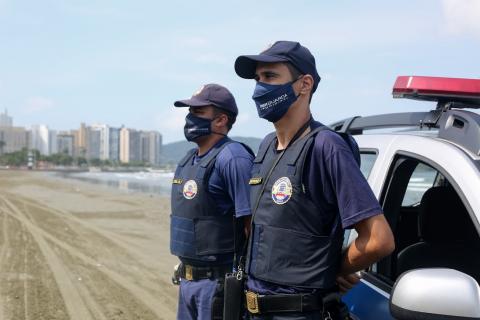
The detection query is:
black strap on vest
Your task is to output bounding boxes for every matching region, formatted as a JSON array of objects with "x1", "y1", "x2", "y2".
[
  {"x1": 236, "y1": 117, "x2": 313, "y2": 272},
  {"x1": 178, "y1": 148, "x2": 197, "y2": 167},
  {"x1": 175, "y1": 139, "x2": 233, "y2": 184},
  {"x1": 285, "y1": 125, "x2": 331, "y2": 178},
  {"x1": 200, "y1": 139, "x2": 233, "y2": 169},
  {"x1": 195, "y1": 139, "x2": 233, "y2": 180},
  {"x1": 253, "y1": 132, "x2": 277, "y2": 164},
  {"x1": 285, "y1": 125, "x2": 329, "y2": 166}
]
